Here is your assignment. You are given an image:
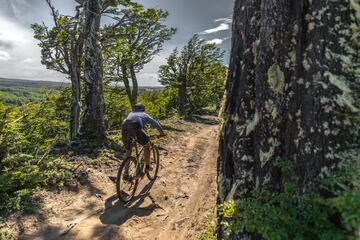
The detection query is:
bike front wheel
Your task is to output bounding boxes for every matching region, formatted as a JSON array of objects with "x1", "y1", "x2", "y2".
[
  {"x1": 146, "y1": 145, "x2": 160, "y2": 181},
  {"x1": 116, "y1": 157, "x2": 139, "y2": 203}
]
